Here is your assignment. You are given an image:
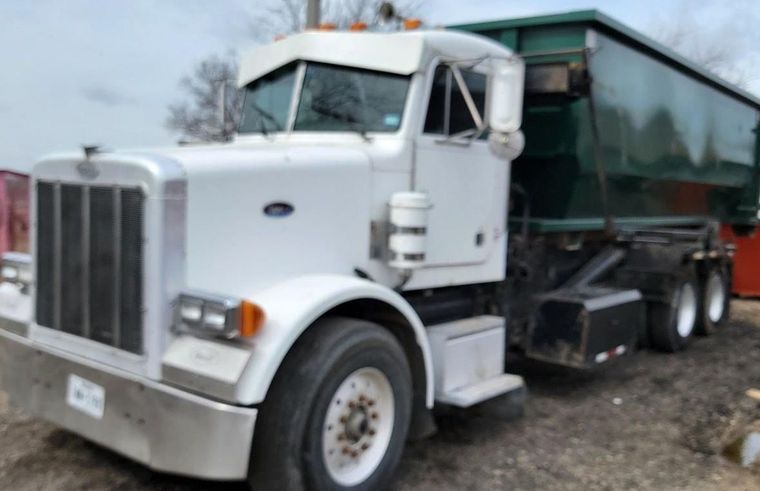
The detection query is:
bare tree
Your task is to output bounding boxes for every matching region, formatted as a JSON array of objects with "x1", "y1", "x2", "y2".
[
  {"x1": 648, "y1": 2, "x2": 754, "y2": 88},
  {"x1": 167, "y1": 1, "x2": 423, "y2": 142},
  {"x1": 252, "y1": 0, "x2": 423, "y2": 38},
  {"x1": 166, "y1": 53, "x2": 242, "y2": 142}
]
